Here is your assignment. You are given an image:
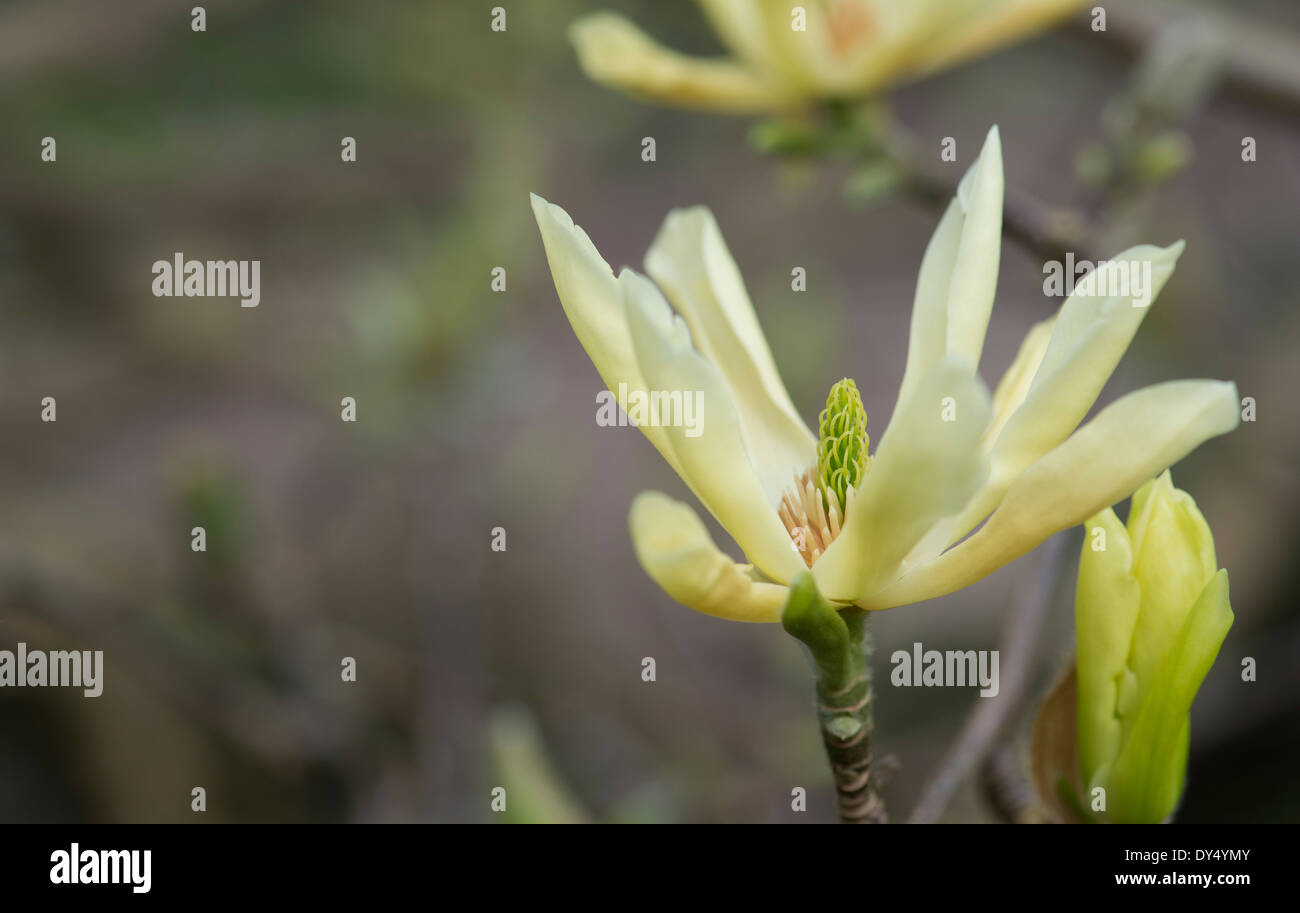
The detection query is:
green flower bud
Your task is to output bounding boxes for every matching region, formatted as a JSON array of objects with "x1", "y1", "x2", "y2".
[
  {"x1": 1075, "y1": 471, "x2": 1232, "y2": 823},
  {"x1": 816, "y1": 378, "x2": 870, "y2": 514}
]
